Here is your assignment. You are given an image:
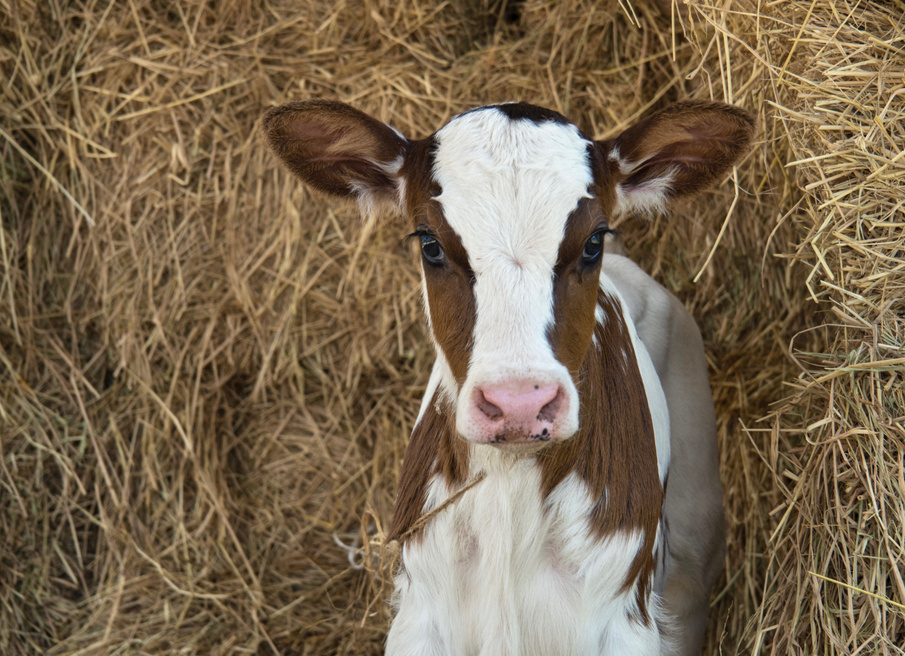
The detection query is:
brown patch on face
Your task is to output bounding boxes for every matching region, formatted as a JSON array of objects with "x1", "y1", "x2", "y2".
[
  {"x1": 538, "y1": 292, "x2": 663, "y2": 619},
  {"x1": 548, "y1": 197, "x2": 607, "y2": 378},
  {"x1": 586, "y1": 143, "x2": 620, "y2": 219},
  {"x1": 402, "y1": 138, "x2": 477, "y2": 385},
  {"x1": 389, "y1": 389, "x2": 469, "y2": 542}
]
